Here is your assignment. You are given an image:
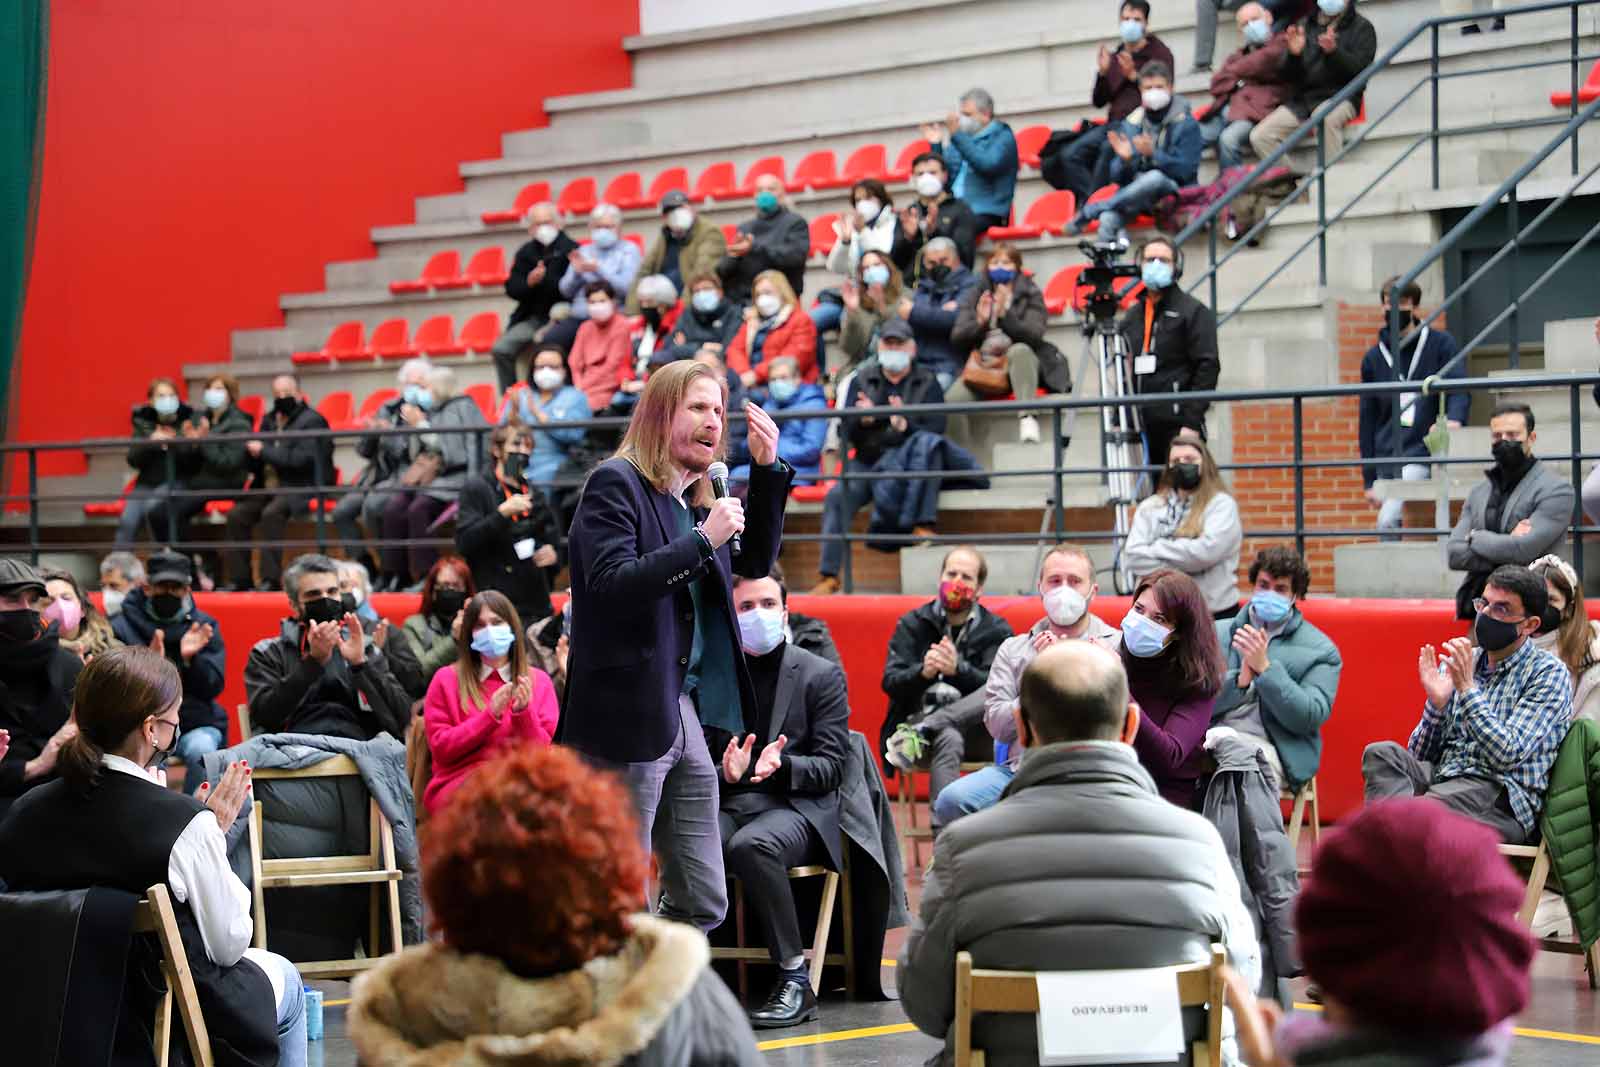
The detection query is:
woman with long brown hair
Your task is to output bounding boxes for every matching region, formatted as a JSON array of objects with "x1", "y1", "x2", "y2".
[
  {"x1": 1124, "y1": 428, "x2": 1244, "y2": 618},
  {"x1": 420, "y1": 589, "x2": 558, "y2": 816},
  {"x1": 0, "y1": 645, "x2": 306, "y2": 1066},
  {"x1": 1531, "y1": 554, "x2": 1600, "y2": 720},
  {"x1": 40, "y1": 567, "x2": 120, "y2": 661},
  {"x1": 1119, "y1": 568, "x2": 1226, "y2": 806}
]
